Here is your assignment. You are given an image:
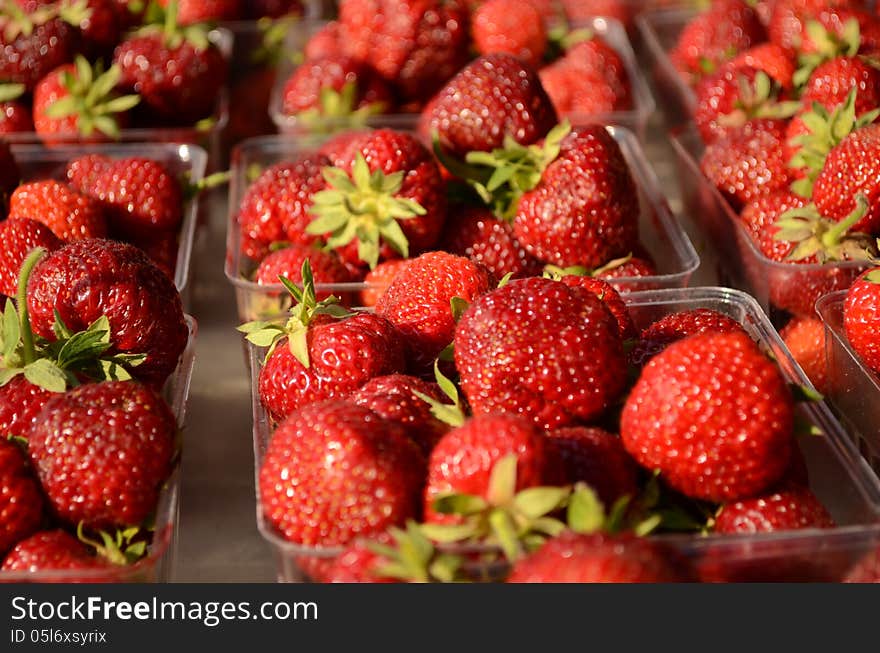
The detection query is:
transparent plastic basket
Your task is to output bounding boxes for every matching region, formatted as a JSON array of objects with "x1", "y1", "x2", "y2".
[
  {"x1": 248, "y1": 287, "x2": 880, "y2": 582},
  {"x1": 225, "y1": 125, "x2": 699, "y2": 322},
  {"x1": 0, "y1": 316, "x2": 197, "y2": 583}
]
